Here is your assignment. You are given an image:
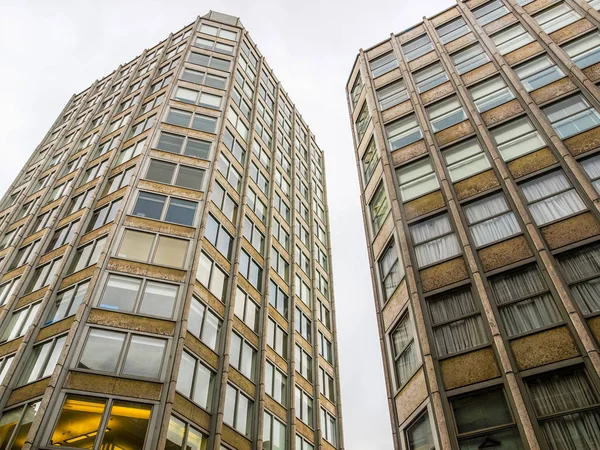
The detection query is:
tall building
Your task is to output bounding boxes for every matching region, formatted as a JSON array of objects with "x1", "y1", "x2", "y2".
[
  {"x1": 347, "y1": 0, "x2": 600, "y2": 449},
  {"x1": 0, "y1": 11, "x2": 343, "y2": 450}
]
